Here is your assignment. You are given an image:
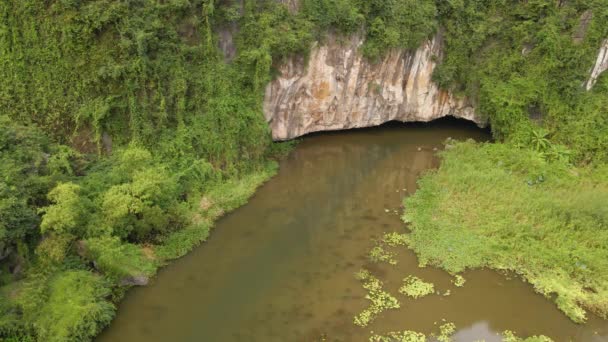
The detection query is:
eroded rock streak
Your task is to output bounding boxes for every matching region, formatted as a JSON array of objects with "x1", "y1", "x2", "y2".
[{"x1": 263, "y1": 34, "x2": 483, "y2": 140}]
